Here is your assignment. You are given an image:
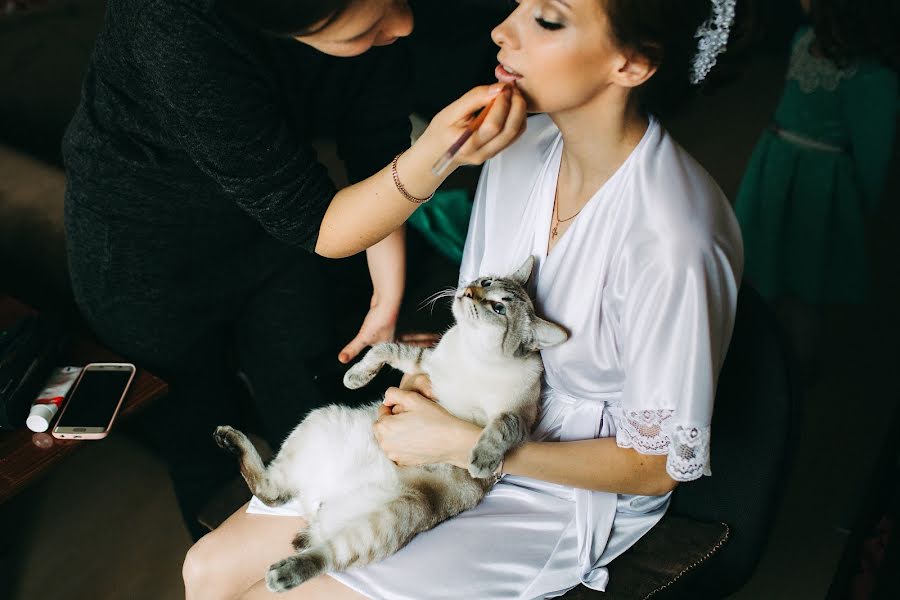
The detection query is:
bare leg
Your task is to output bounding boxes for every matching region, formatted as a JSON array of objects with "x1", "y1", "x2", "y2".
[
  {"x1": 238, "y1": 575, "x2": 368, "y2": 599},
  {"x1": 183, "y1": 503, "x2": 308, "y2": 600}
]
